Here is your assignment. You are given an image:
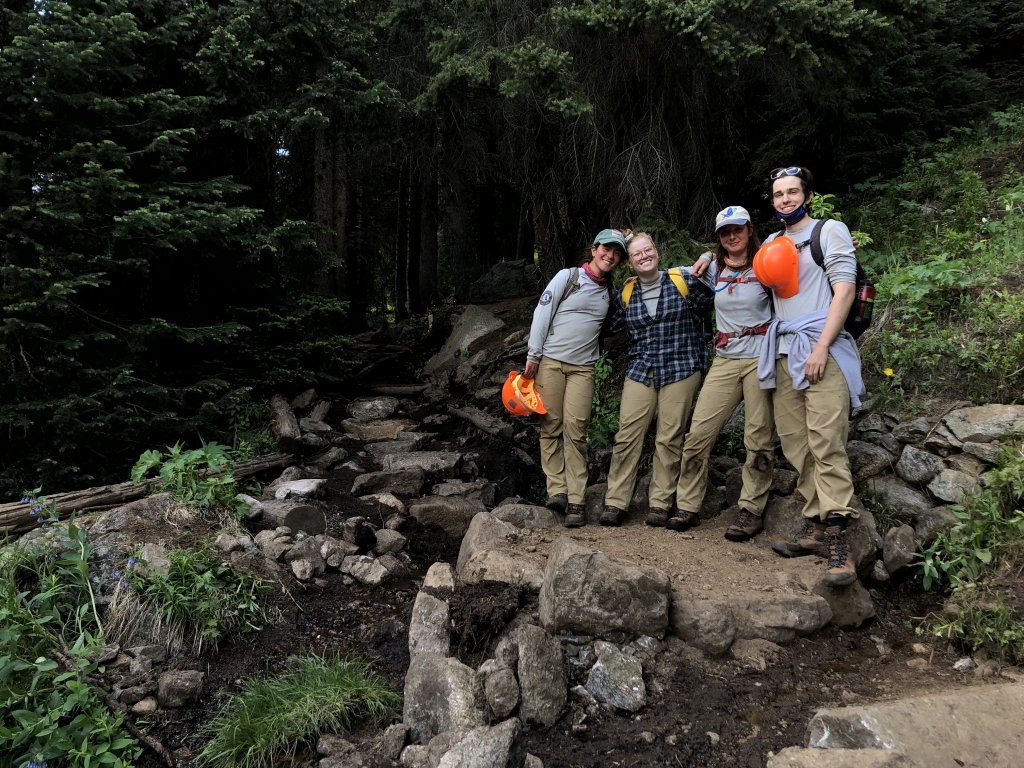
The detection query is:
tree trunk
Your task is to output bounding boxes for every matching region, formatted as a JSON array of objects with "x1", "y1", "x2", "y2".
[
  {"x1": 311, "y1": 123, "x2": 335, "y2": 296},
  {"x1": 261, "y1": 500, "x2": 326, "y2": 535},
  {"x1": 394, "y1": 164, "x2": 410, "y2": 320},
  {"x1": 0, "y1": 453, "x2": 298, "y2": 535},
  {"x1": 345, "y1": 178, "x2": 369, "y2": 330},
  {"x1": 407, "y1": 179, "x2": 423, "y2": 314},
  {"x1": 333, "y1": 134, "x2": 349, "y2": 302},
  {"x1": 419, "y1": 174, "x2": 439, "y2": 309},
  {"x1": 443, "y1": 167, "x2": 474, "y2": 302},
  {"x1": 270, "y1": 394, "x2": 302, "y2": 452},
  {"x1": 516, "y1": 196, "x2": 535, "y2": 263}
]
